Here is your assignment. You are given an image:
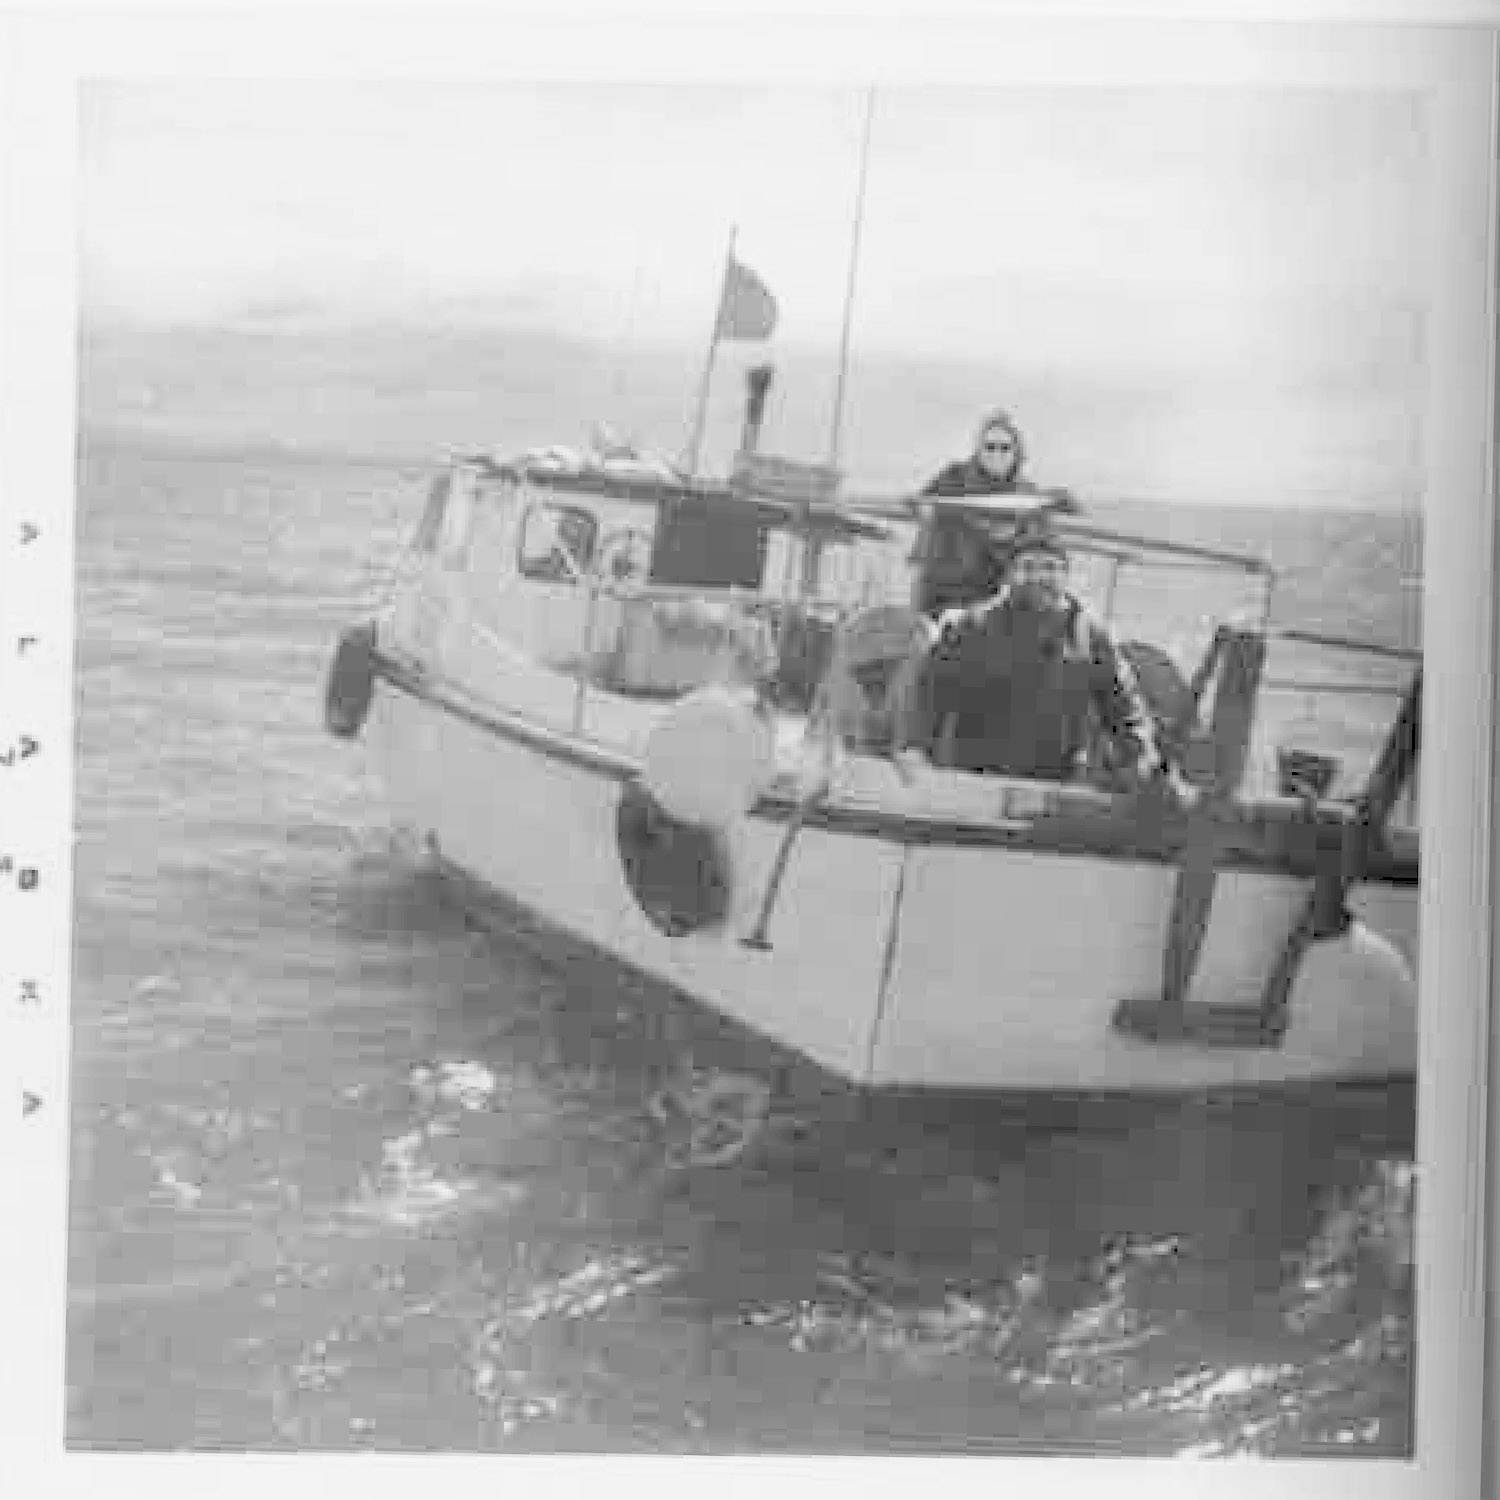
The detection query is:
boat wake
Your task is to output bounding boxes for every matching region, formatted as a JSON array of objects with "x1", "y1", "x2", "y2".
[{"x1": 346, "y1": 1060, "x2": 526, "y2": 1230}]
